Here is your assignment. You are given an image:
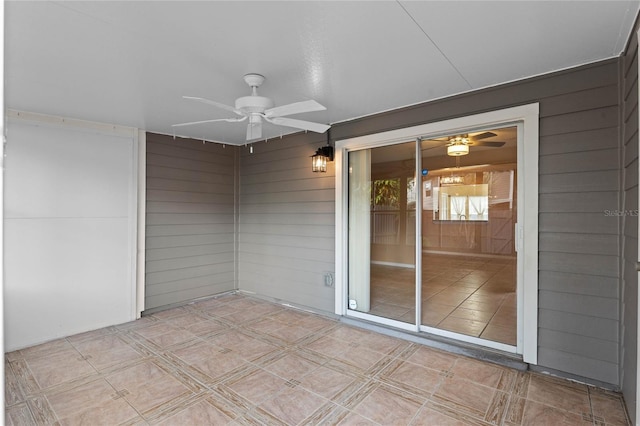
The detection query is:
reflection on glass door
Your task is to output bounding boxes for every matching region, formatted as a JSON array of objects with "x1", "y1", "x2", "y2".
[
  {"x1": 348, "y1": 142, "x2": 416, "y2": 323},
  {"x1": 420, "y1": 127, "x2": 517, "y2": 345},
  {"x1": 346, "y1": 127, "x2": 518, "y2": 347}
]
